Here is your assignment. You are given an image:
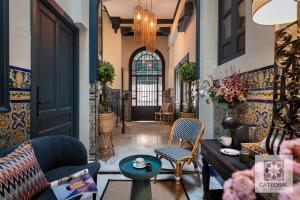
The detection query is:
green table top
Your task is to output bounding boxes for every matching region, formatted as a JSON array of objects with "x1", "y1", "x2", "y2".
[{"x1": 119, "y1": 154, "x2": 162, "y2": 180}]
